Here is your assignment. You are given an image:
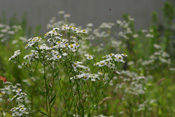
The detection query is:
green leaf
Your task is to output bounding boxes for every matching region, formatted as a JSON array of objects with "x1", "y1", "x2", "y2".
[
  {"x1": 39, "y1": 110, "x2": 48, "y2": 116},
  {"x1": 50, "y1": 99, "x2": 56, "y2": 110},
  {"x1": 49, "y1": 94, "x2": 56, "y2": 104},
  {"x1": 158, "y1": 109, "x2": 162, "y2": 115},
  {"x1": 49, "y1": 94, "x2": 56, "y2": 111},
  {"x1": 39, "y1": 91, "x2": 45, "y2": 96},
  {"x1": 0, "y1": 81, "x2": 4, "y2": 88}
]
